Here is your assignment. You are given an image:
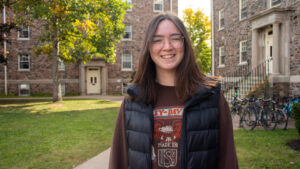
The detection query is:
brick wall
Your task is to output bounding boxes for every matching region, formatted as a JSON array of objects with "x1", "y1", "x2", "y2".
[{"x1": 213, "y1": 0, "x2": 300, "y2": 95}]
